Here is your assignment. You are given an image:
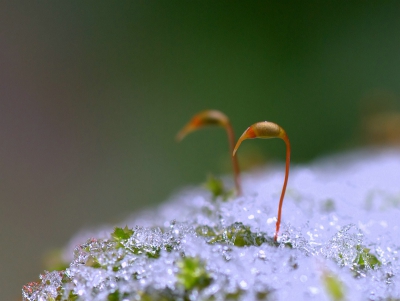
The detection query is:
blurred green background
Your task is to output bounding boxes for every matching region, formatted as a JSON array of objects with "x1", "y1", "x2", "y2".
[{"x1": 1, "y1": 1, "x2": 400, "y2": 299}]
